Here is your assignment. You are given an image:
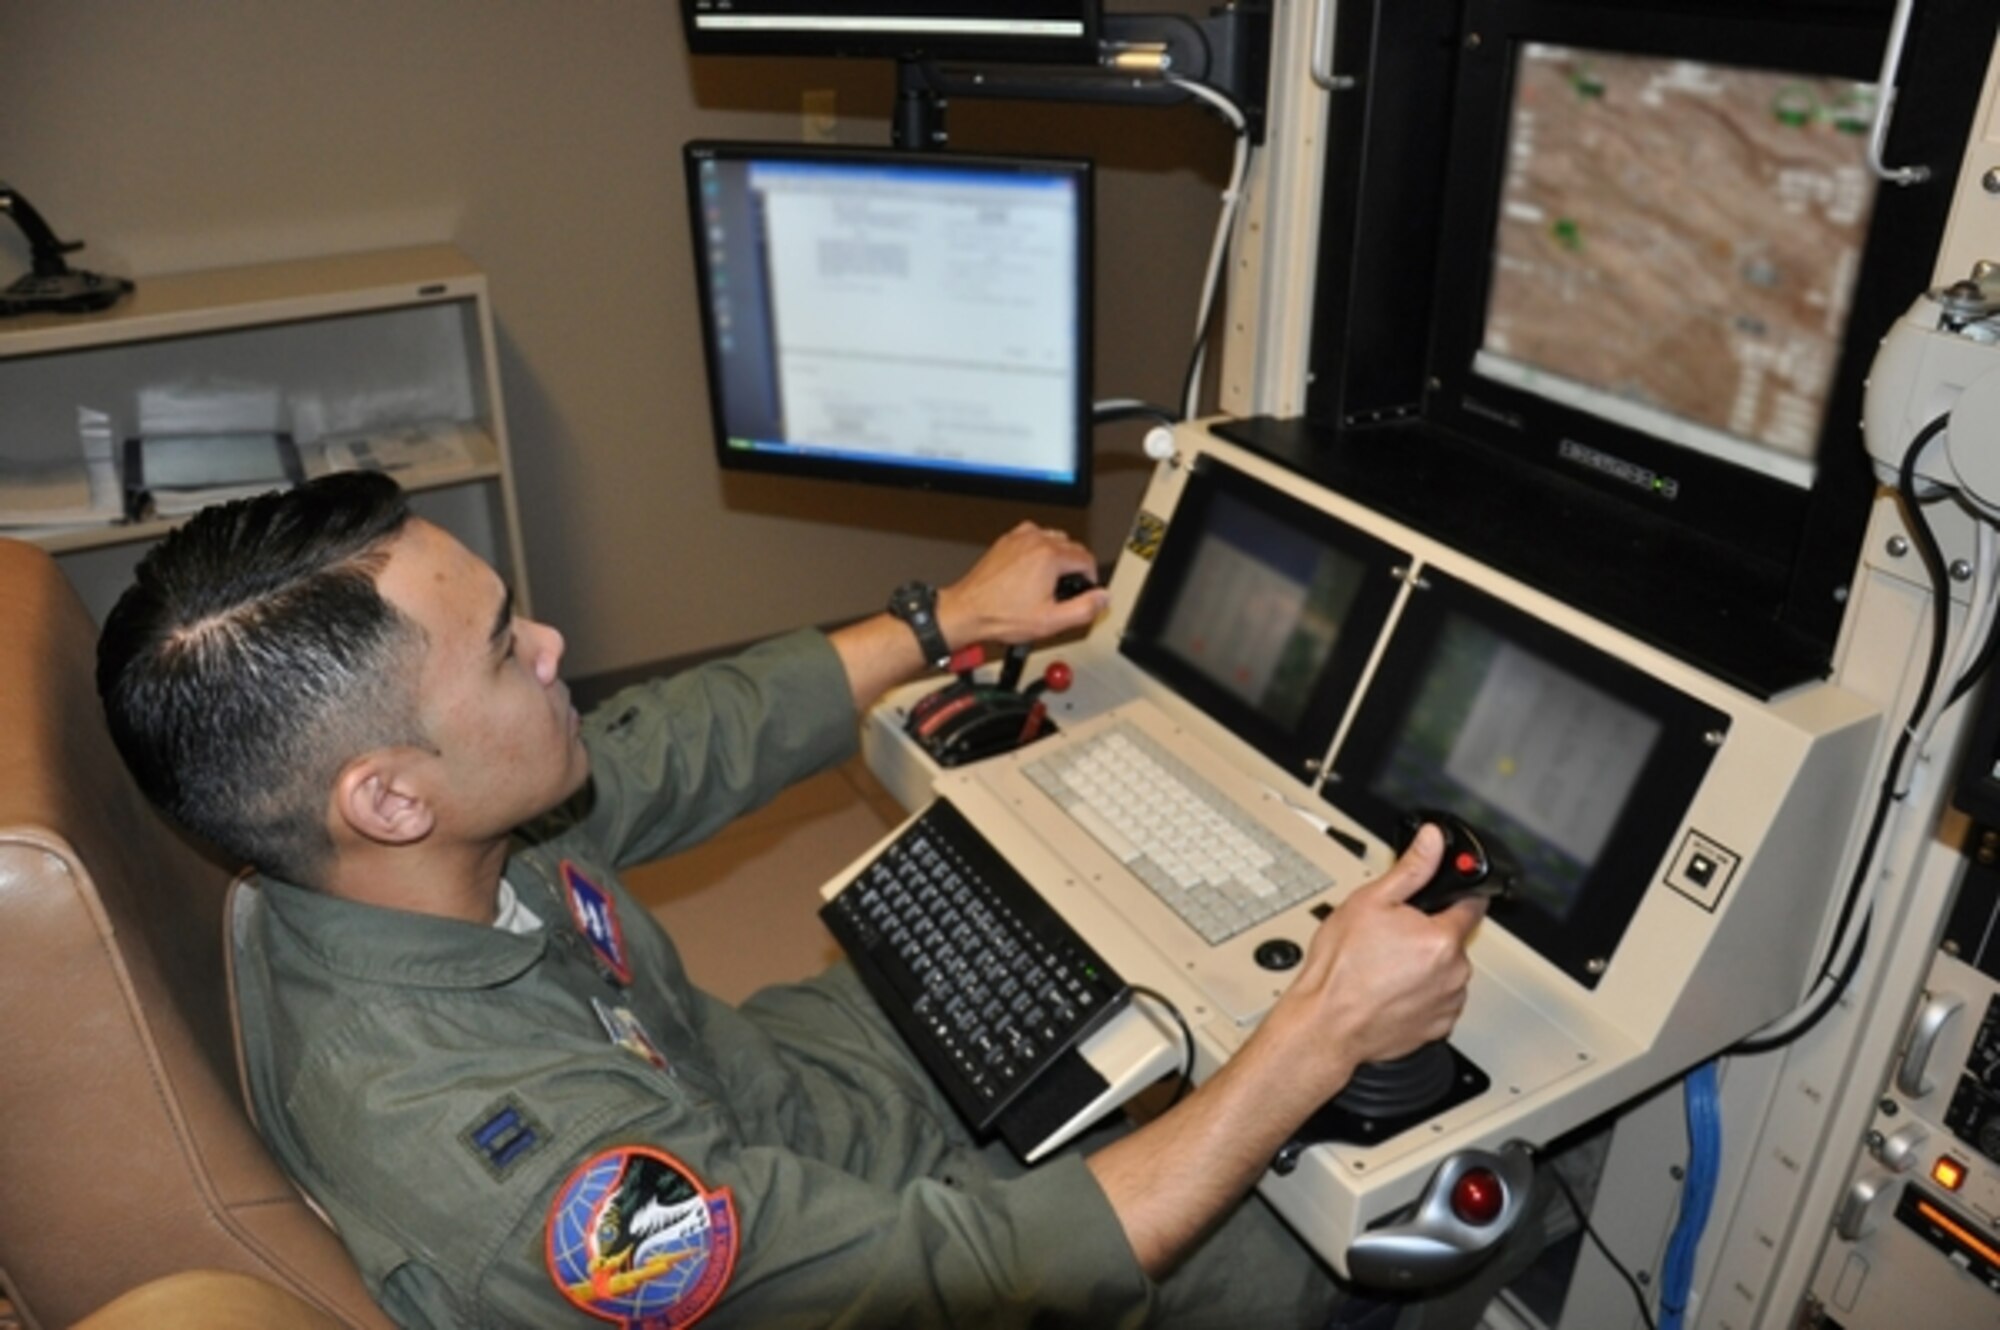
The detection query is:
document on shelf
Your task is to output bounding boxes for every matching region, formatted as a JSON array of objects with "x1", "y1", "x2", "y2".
[
  {"x1": 0, "y1": 408, "x2": 124, "y2": 531},
  {"x1": 315, "y1": 420, "x2": 478, "y2": 477}
]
